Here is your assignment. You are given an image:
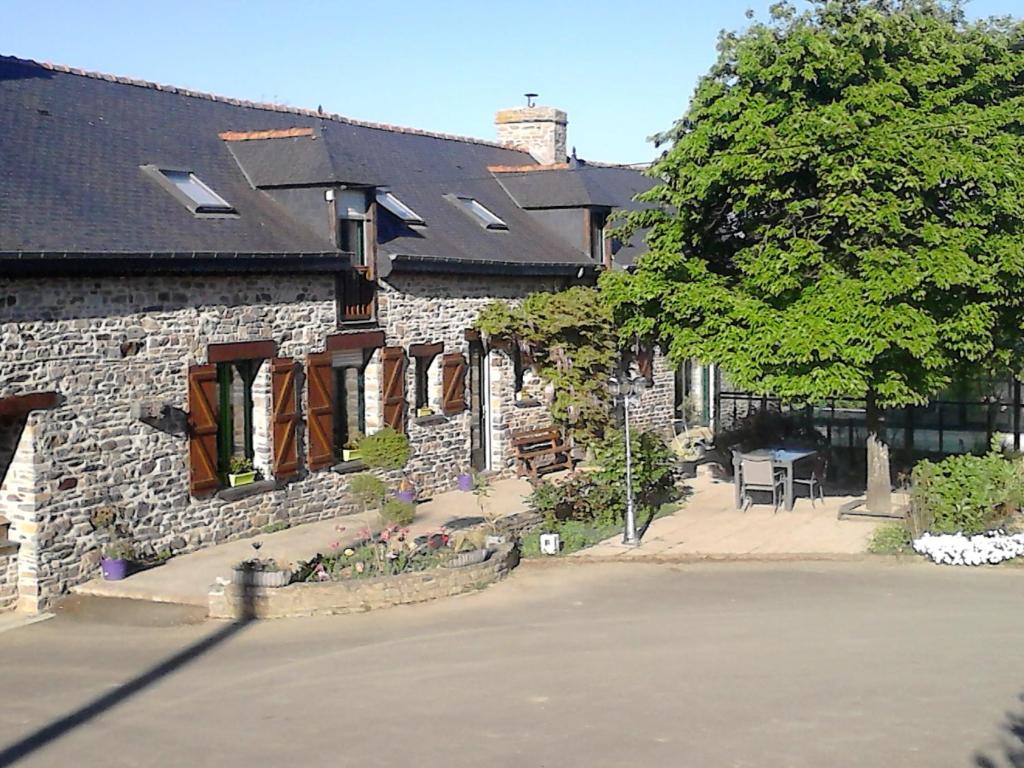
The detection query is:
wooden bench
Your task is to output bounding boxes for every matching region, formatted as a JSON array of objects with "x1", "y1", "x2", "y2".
[{"x1": 511, "y1": 426, "x2": 573, "y2": 482}]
